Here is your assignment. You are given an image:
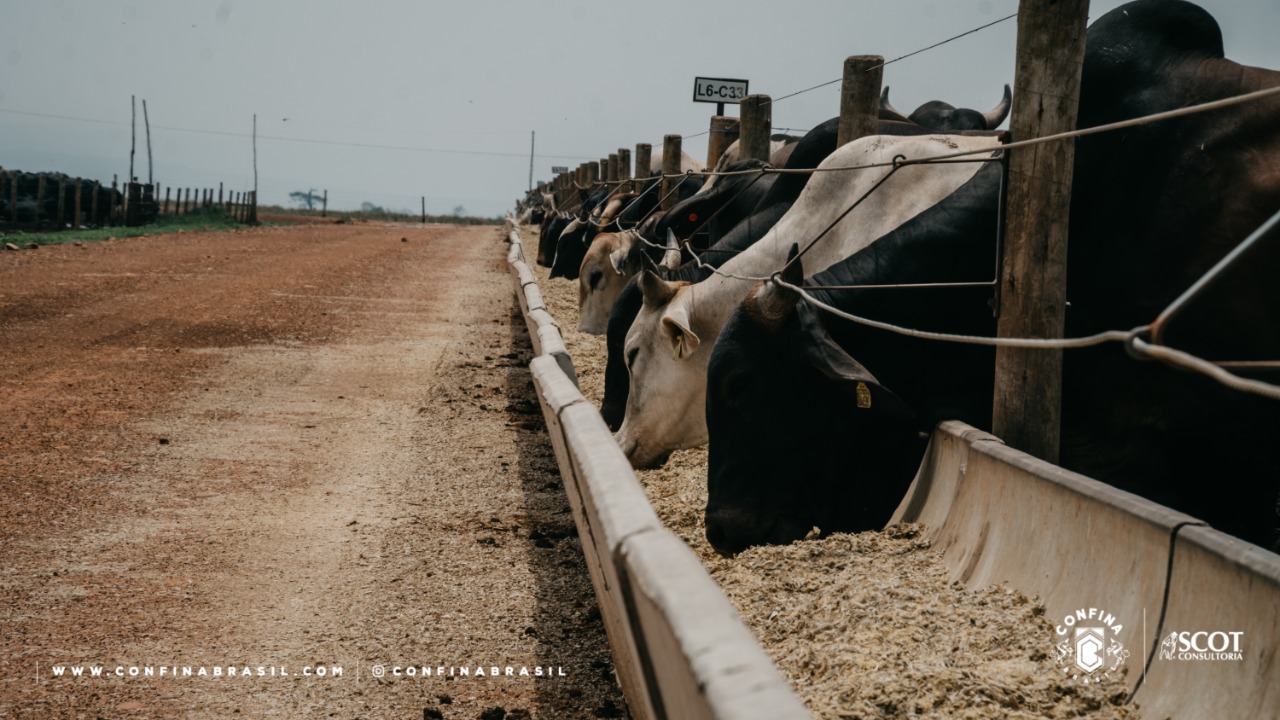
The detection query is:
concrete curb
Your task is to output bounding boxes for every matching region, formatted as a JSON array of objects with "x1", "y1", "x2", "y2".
[{"x1": 507, "y1": 220, "x2": 809, "y2": 720}]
